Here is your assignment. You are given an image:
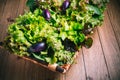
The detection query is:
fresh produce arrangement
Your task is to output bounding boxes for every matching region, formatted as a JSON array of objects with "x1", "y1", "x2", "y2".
[{"x1": 1, "y1": 0, "x2": 109, "y2": 73}]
